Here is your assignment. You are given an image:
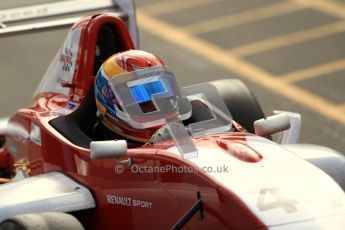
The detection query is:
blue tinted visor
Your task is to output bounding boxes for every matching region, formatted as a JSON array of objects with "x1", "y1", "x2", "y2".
[{"x1": 129, "y1": 80, "x2": 167, "y2": 104}]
